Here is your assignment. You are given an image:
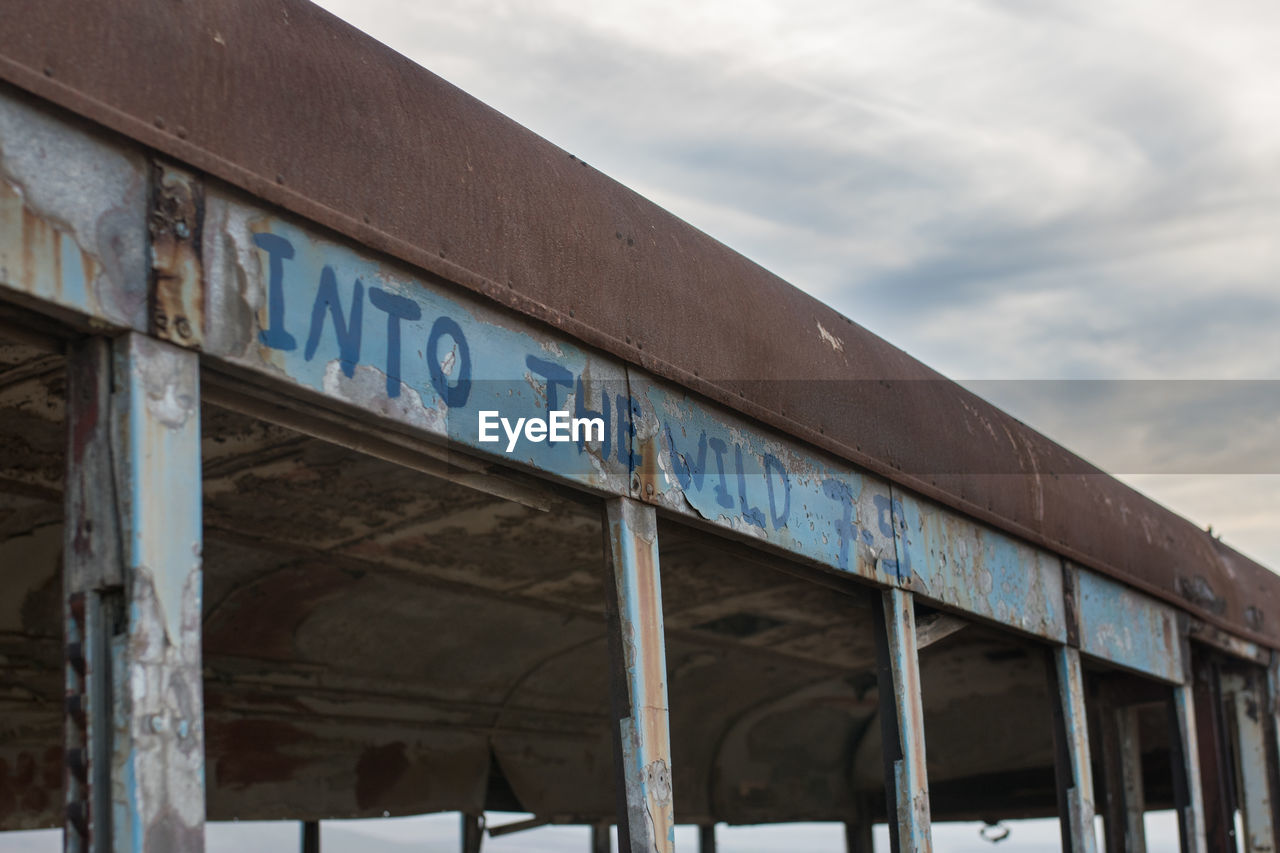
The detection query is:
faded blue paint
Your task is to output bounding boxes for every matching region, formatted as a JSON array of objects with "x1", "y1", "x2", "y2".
[
  {"x1": 1077, "y1": 567, "x2": 1182, "y2": 684},
  {"x1": 0, "y1": 87, "x2": 149, "y2": 331},
  {"x1": 631, "y1": 376, "x2": 900, "y2": 586},
  {"x1": 220, "y1": 205, "x2": 630, "y2": 493},
  {"x1": 894, "y1": 492, "x2": 1066, "y2": 642},
  {"x1": 882, "y1": 588, "x2": 932, "y2": 852},
  {"x1": 604, "y1": 498, "x2": 674, "y2": 853},
  {"x1": 1055, "y1": 646, "x2": 1099, "y2": 853},
  {"x1": 1172, "y1": 683, "x2": 1208, "y2": 853},
  {"x1": 107, "y1": 335, "x2": 206, "y2": 852},
  {"x1": 1223, "y1": 672, "x2": 1277, "y2": 852}
]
